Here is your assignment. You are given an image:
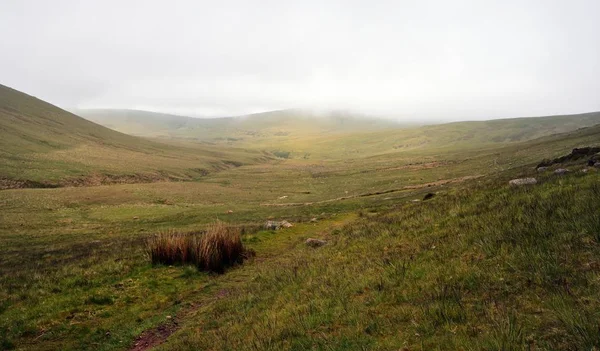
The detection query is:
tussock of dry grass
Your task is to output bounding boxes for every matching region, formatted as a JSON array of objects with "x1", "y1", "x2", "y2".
[{"x1": 147, "y1": 222, "x2": 245, "y2": 273}]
